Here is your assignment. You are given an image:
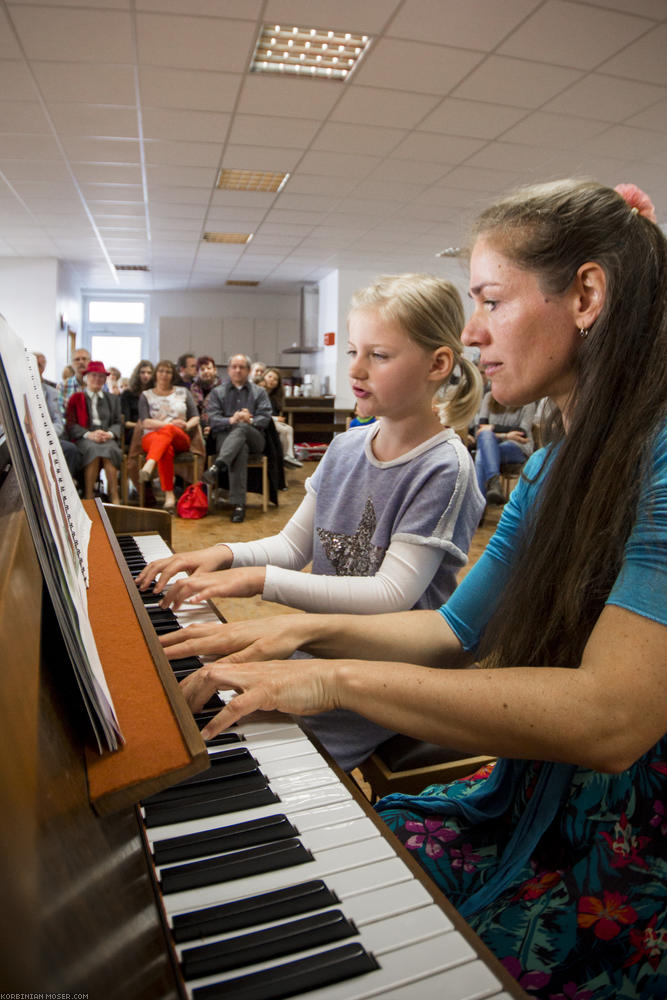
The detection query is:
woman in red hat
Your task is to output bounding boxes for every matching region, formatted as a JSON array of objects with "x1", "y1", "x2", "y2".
[{"x1": 65, "y1": 360, "x2": 122, "y2": 502}]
